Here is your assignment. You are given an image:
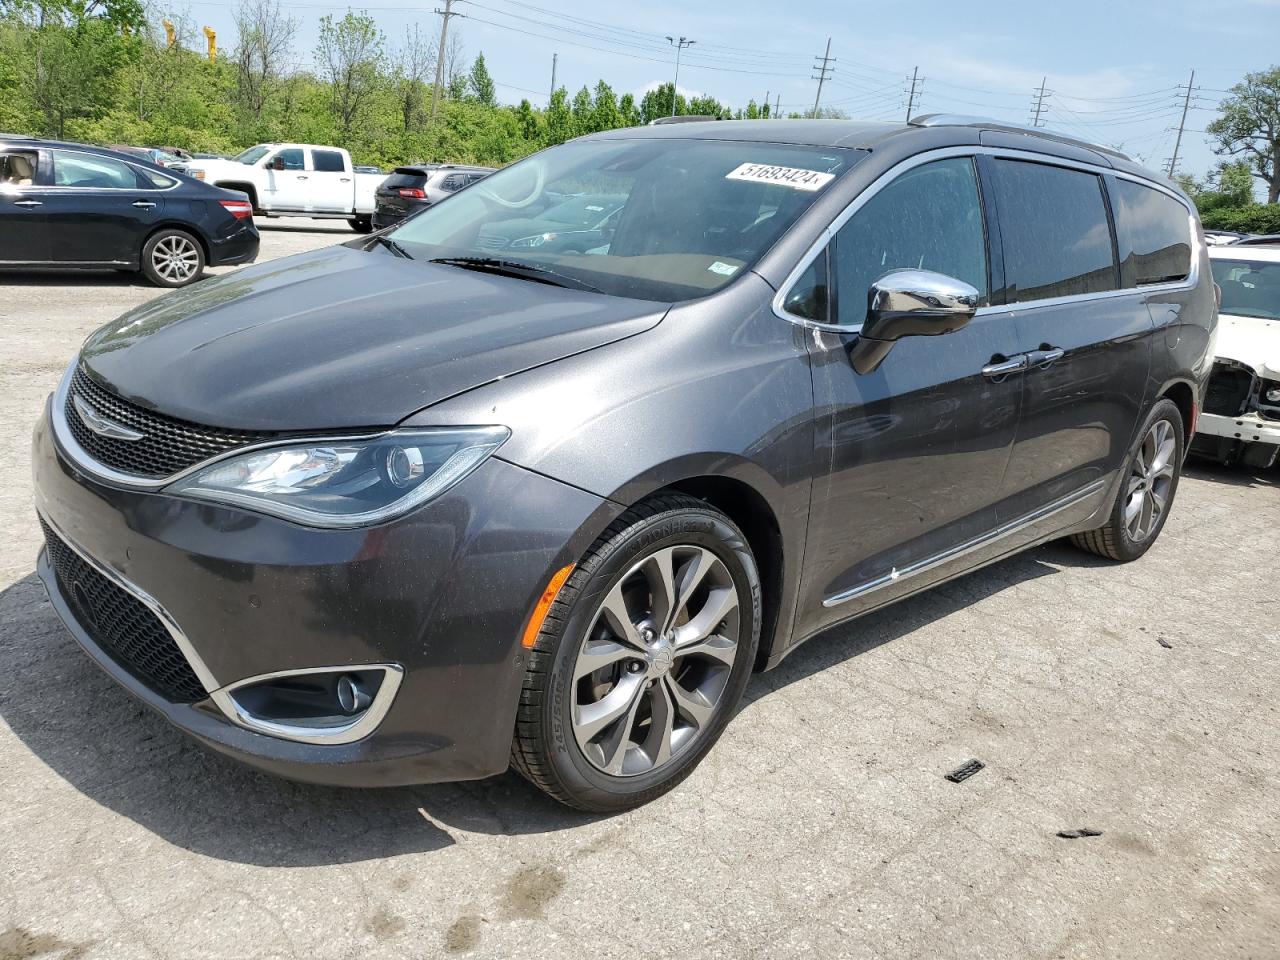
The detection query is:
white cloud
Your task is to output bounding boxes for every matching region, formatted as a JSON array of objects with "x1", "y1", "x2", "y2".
[{"x1": 633, "y1": 79, "x2": 704, "y2": 100}]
